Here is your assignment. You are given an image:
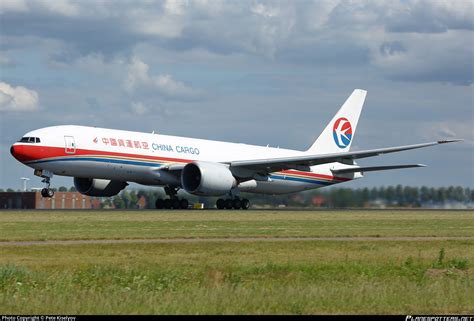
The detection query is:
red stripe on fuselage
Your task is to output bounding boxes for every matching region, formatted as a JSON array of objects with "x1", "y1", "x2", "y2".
[
  {"x1": 13, "y1": 144, "x2": 351, "y2": 182},
  {"x1": 13, "y1": 144, "x2": 189, "y2": 164}
]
